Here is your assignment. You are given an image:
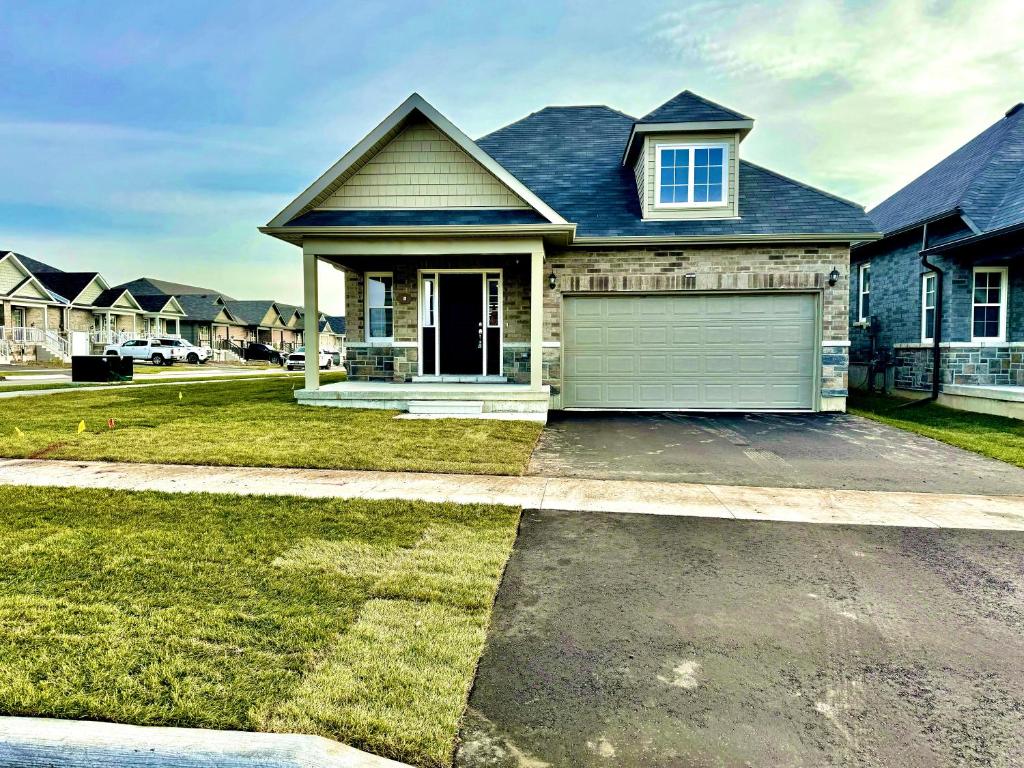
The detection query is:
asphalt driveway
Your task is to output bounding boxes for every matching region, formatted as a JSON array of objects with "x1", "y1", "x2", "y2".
[
  {"x1": 528, "y1": 411, "x2": 1024, "y2": 495},
  {"x1": 457, "y1": 510, "x2": 1024, "y2": 768}
]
